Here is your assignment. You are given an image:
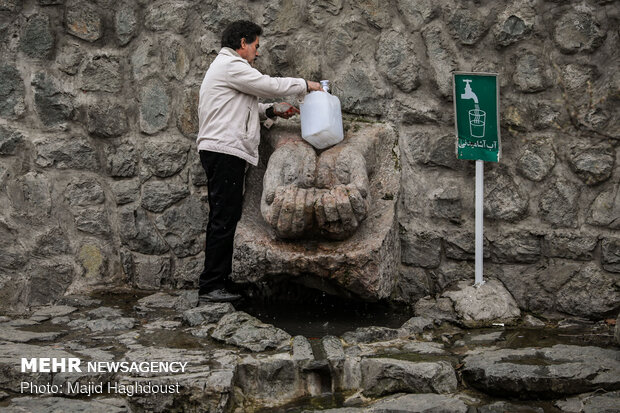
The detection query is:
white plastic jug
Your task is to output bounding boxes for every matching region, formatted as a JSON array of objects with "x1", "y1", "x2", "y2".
[{"x1": 300, "y1": 80, "x2": 344, "y2": 150}]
